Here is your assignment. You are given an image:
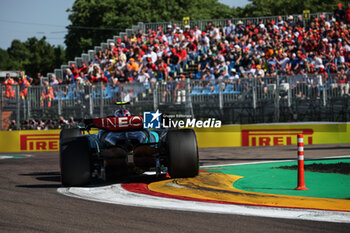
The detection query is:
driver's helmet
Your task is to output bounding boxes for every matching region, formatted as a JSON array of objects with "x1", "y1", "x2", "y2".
[{"x1": 114, "y1": 109, "x2": 131, "y2": 117}]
